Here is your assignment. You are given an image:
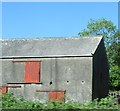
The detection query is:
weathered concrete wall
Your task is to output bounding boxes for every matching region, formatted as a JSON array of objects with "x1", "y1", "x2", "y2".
[
  {"x1": 2, "y1": 59, "x2": 24, "y2": 85},
  {"x1": 8, "y1": 84, "x2": 48, "y2": 103},
  {"x1": 92, "y1": 38, "x2": 109, "y2": 99},
  {"x1": 41, "y1": 57, "x2": 93, "y2": 102},
  {"x1": 2, "y1": 57, "x2": 93, "y2": 103}
]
